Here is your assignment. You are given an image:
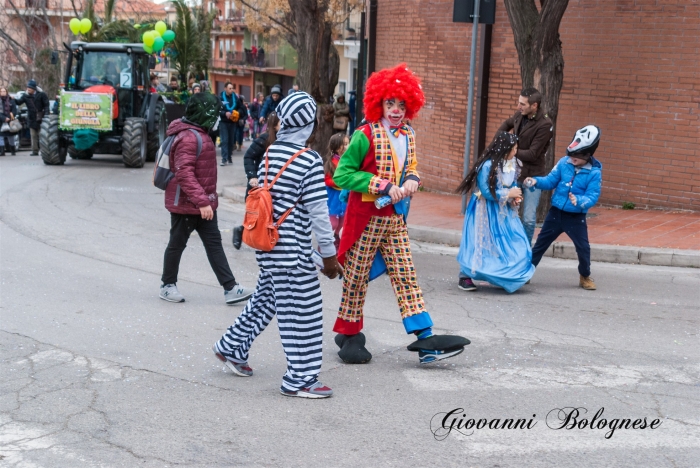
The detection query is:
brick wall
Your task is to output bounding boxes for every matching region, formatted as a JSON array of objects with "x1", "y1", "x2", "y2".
[{"x1": 374, "y1": 0, "x2": 700, "y2": 210}]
